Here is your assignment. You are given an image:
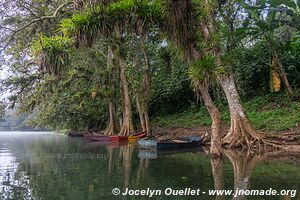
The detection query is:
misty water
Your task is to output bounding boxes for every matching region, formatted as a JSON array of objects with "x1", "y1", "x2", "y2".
[{"x1": 0, "y1": 132, "x2": 299, "y2": 200}]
